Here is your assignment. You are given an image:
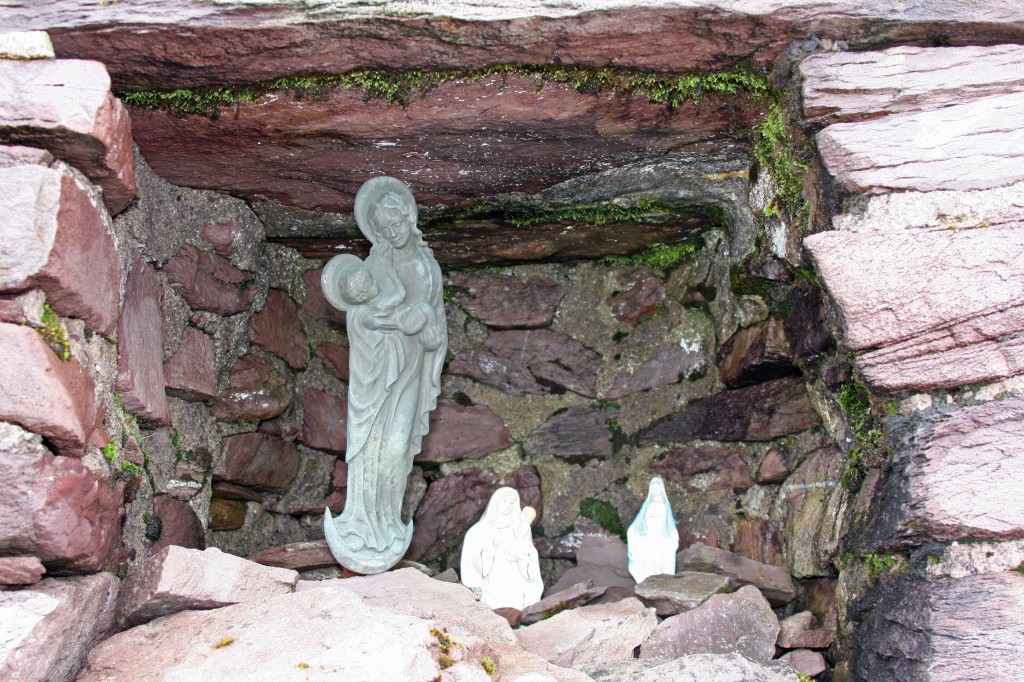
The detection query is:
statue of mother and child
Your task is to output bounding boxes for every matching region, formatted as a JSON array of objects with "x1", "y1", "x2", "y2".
[{"x1": 321, "y1": 177, "x2": 679, "y2": 607}]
